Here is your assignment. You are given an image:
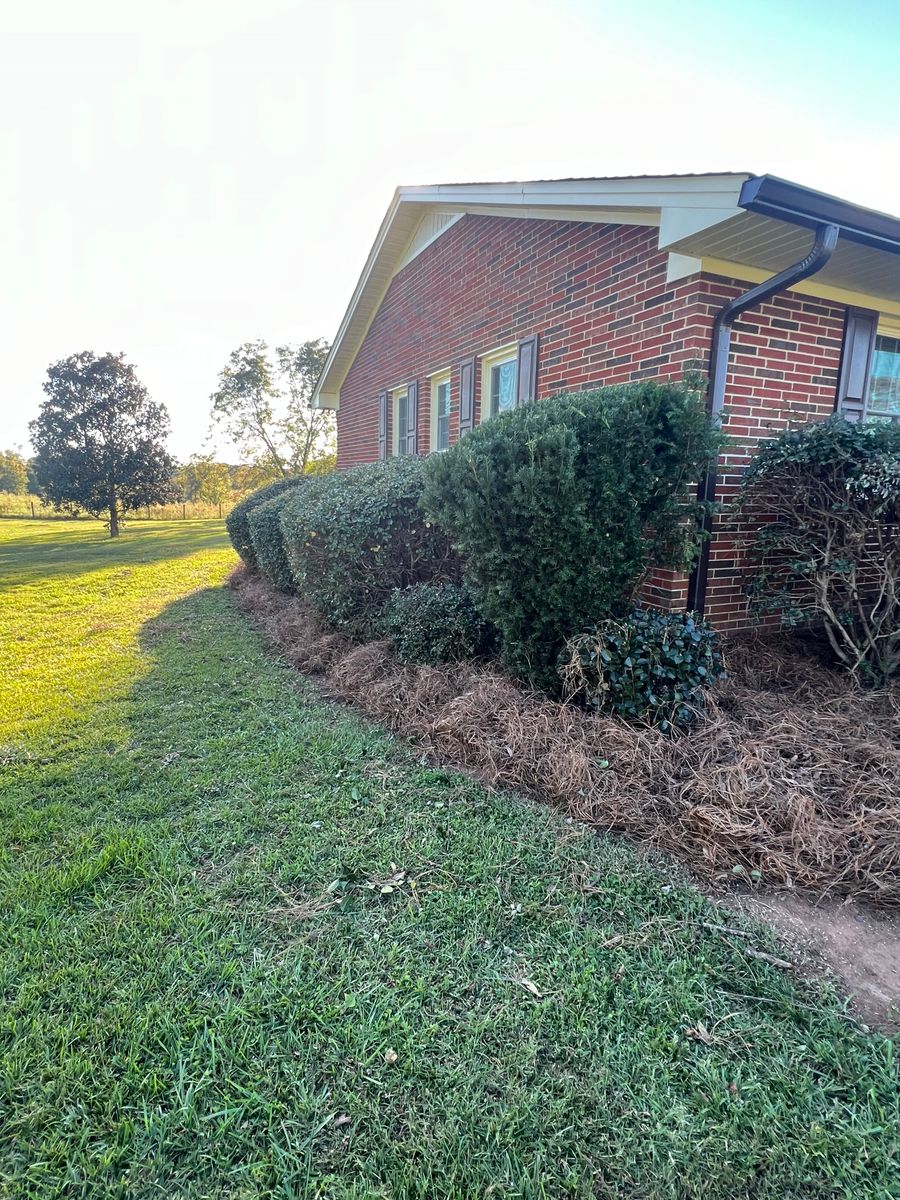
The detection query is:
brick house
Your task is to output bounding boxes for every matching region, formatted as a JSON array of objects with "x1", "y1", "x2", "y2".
[{"x1": 311, "y1": 174, "x2": 900, "y2": 630}]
